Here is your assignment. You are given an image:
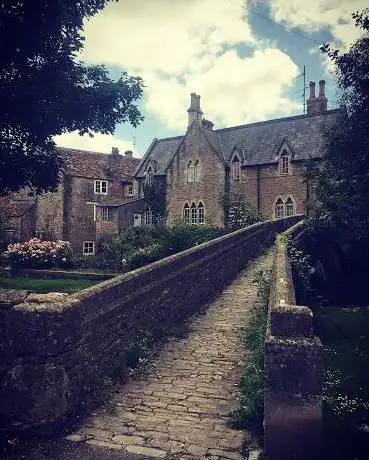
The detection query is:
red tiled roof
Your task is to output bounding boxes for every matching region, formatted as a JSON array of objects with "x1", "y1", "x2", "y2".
[{"x1": 58, "y1": 147, "x2": 141, "y2": 180}]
